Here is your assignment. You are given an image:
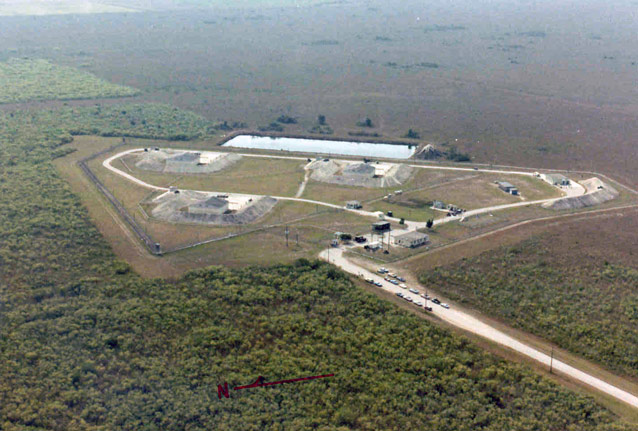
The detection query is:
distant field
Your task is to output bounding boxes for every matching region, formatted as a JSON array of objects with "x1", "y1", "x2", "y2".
[{"x1": 0, "y1": 58, "x2": 139, "y2": 103}]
